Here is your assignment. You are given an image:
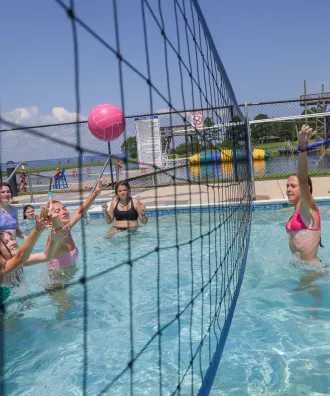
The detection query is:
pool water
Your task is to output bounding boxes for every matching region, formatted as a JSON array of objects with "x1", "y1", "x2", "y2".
[
  {"x1": 213, "y1": 206, "x2": 330, "y2": 395},
  {"x1": 2, "y1": 206, "x2": 330, "y2": 395},
  {"x1": 3, "y1": 208, "x2": 247, "y2": 395}
]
